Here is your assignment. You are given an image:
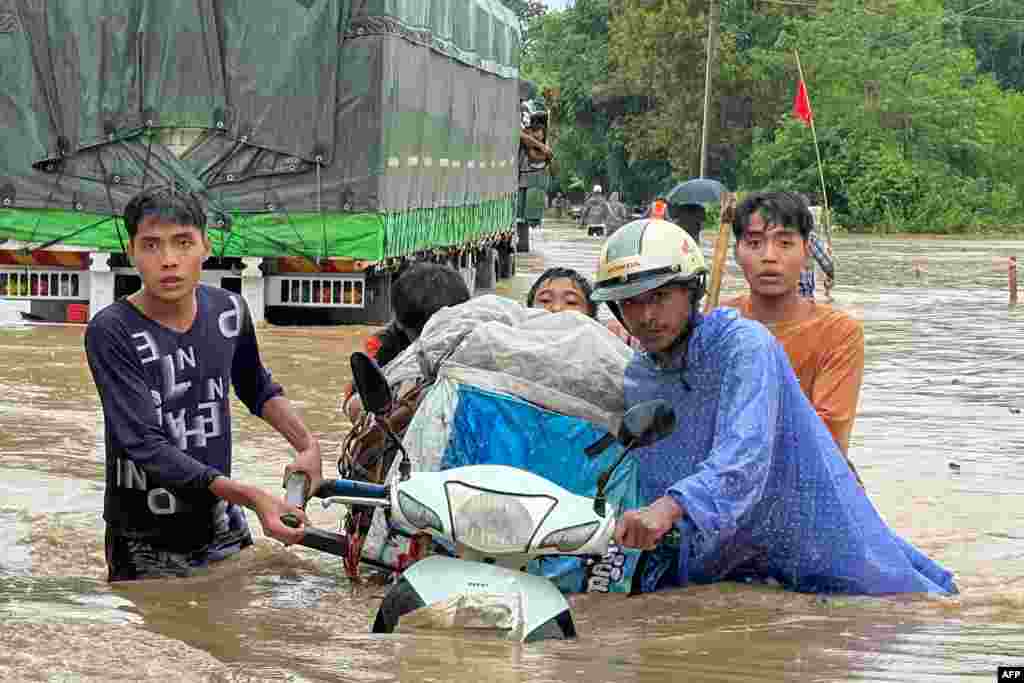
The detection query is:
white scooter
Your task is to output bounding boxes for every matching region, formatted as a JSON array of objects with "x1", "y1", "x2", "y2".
[{"x1": 283, "y1": 353, "x2": 676, "y2": 642}]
